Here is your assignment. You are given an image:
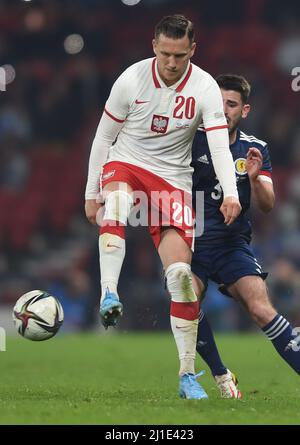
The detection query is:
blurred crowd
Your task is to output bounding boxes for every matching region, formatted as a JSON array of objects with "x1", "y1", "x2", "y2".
[{"x1": 0, "y1": 0, "x2": 299, "y2": 332}]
